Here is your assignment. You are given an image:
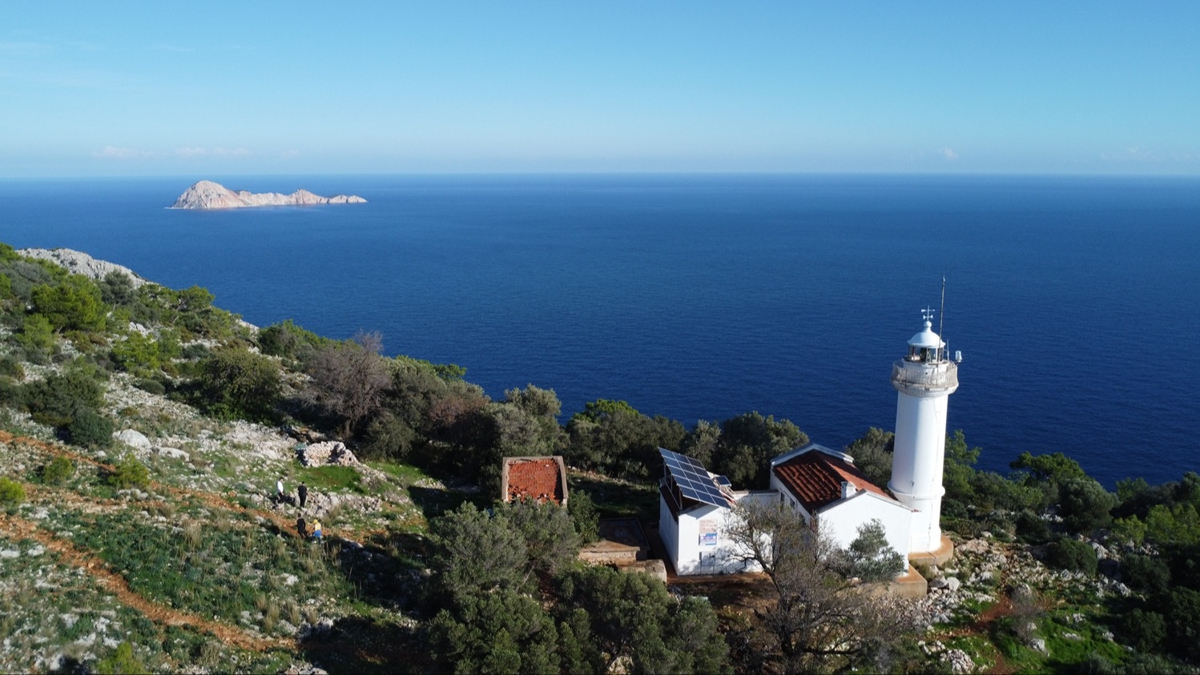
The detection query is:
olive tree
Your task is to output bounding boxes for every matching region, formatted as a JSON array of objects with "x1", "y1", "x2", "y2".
[
  {"x1": 722, "y1": 499, "x2": 919, "y2": 673},
  {"x1": 306, "y1": 331, "x2": 392, "y2": 438},
  {"x1": 196, "y1": 347, "x2": 281, "y2": 422}
]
